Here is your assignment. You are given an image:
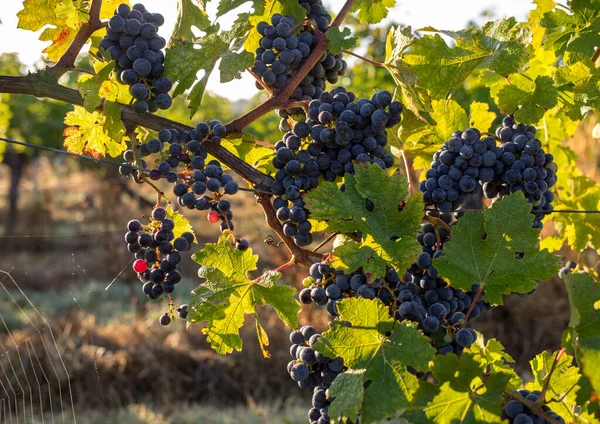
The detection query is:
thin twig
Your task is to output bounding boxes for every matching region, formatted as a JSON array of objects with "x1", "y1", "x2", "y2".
[
  {"x1": 238, "y1": 187, "x2": 273, "y2": 195},
  {"x1": 538, "y1": 348, "x2": 567, "y2": 404},
  {"x1": 400, "y1": 149, "x2": 414, "y2": 194},
  {"x1": 246, "y1": 67, "x2": 273, "y2": 94},
  {"x1": 312, "y1": 233, "x2": 338, "y2": 253},
  {"x1": 256, "y1": 195, "x2": 324, "y2": 267},
  {"x1": 341, "y1": 49, "x2": 384, "y2": 67},
  {"x1": 464, "y1": 284, "x2": 484, "y2": 322}
]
